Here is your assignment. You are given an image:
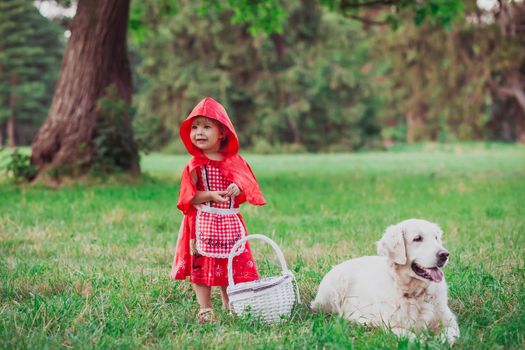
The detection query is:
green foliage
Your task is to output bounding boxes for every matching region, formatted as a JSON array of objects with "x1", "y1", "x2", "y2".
[
  {"x1": 0, "y1": 0, "x2": 64, "y2": 141},
  {"x1": 131, "y1": 0, "x2": 464, "y2": 40},
  {"x1": 369, "y1": 0, "x2": 525, "y2": 143},
  {"x1": 133, "y1": 0, "x2": 384, "y2": 152},
  {"x1": 372, "y1": 10, "x2": 486, "y2": 142},
  {"x1": 0, "y1": 148, "x2": 37, "y2": 182},
  {"x1": 314, "y1": 0, "x2": 464, "y2": 30},
  {"x1": 201, "y1": 0, "x2": 288, "y2": 35},
  {"x1": 129, "y1": 0, "x2": 179, "y2": 44},
  {"x1": 131, "y1": 0, "x2": 287, "y2": 40},
  {"x1": 0, "y1": 146, "x2": 524, "y2": 348},
  {"x1": 10, "y1": 0, "x2": 517, "y2": 154},
  {"x1": 92, "y1": 85, "x2": 139, "y2": 175},
  {"x1": 409, "y1": 0, "x2": 464, "y2": 29},
  {"x1": 133, "y1": 115, "x2": 171, "y2": 152}
]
